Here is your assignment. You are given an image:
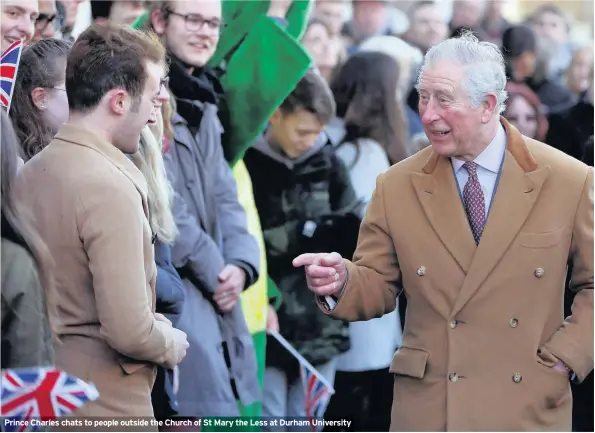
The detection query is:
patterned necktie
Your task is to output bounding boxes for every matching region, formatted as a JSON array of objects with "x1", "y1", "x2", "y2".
[{"x1": 462, "y1": 161, "x2": 486, "y2": 244}]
